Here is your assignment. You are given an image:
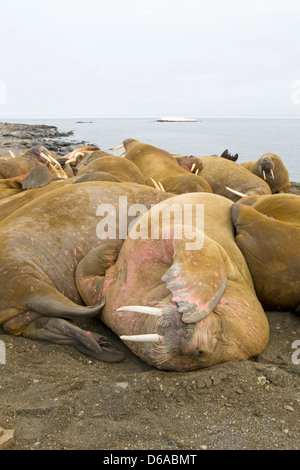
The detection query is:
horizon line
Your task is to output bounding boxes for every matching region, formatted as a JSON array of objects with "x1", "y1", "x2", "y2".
[{"x1": 1, "y1": 114, "x2": 300, "y2": 120}]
